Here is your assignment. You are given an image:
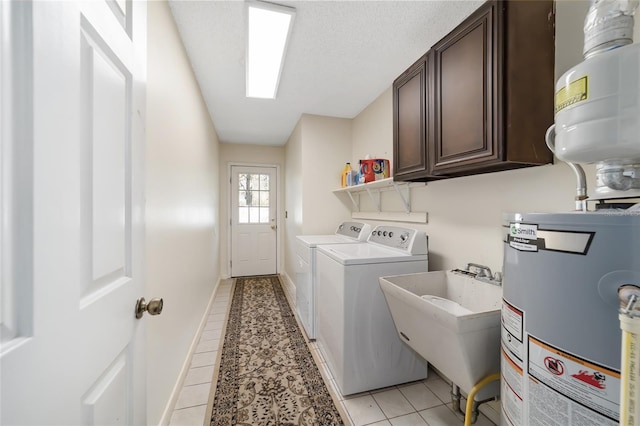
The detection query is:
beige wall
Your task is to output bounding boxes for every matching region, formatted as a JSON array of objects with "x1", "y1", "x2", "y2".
[
  {"x1": 351, "y1": 87, "x2": 393, "y2": 167},
  {"x1": 218, "y1": 143, "x2": 286, "y2": 278},
  {"x1": 282, "y1": 114, "x2": 352, "y2": 284},
  {"x1": 300, "y1": 115, "x2": 353, "y2": 234},
  {"x1": 347, "y1": 0, "x2": 596, "y2": 273},
  {"x1": 146, "y1": 2, "x2": 220, "y2": 423}
]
